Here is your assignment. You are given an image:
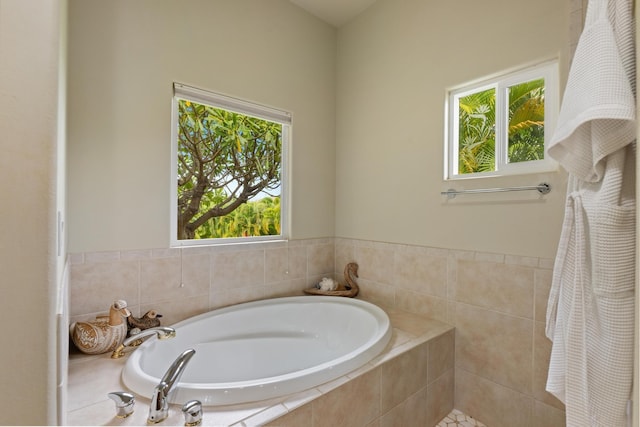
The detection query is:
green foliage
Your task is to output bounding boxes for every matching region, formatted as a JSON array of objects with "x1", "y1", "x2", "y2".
[
  {"x1": 457, "y1": 78, "x2": 545, "y2": 174},
  {"x1": 458, "y1": 88, "x2": 496, "y2": 173},
  {"x1": 193, "y1": 196, "x2": 281, "y2": 239},
  {"x1": 177, "y1": 99, "x2": 282, "y2": 240},
  {"x1": 508, "y1": 79, "x2": 545, "y2": 163}
]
